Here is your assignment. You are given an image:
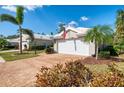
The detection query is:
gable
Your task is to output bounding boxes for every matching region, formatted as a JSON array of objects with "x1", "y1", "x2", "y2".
[
  {"x1": 54, "y1": 26, "x2": 91, "y2": 40},
  {"x1": 65, "y1": 30, "x2": 78, "y2": 39}
]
